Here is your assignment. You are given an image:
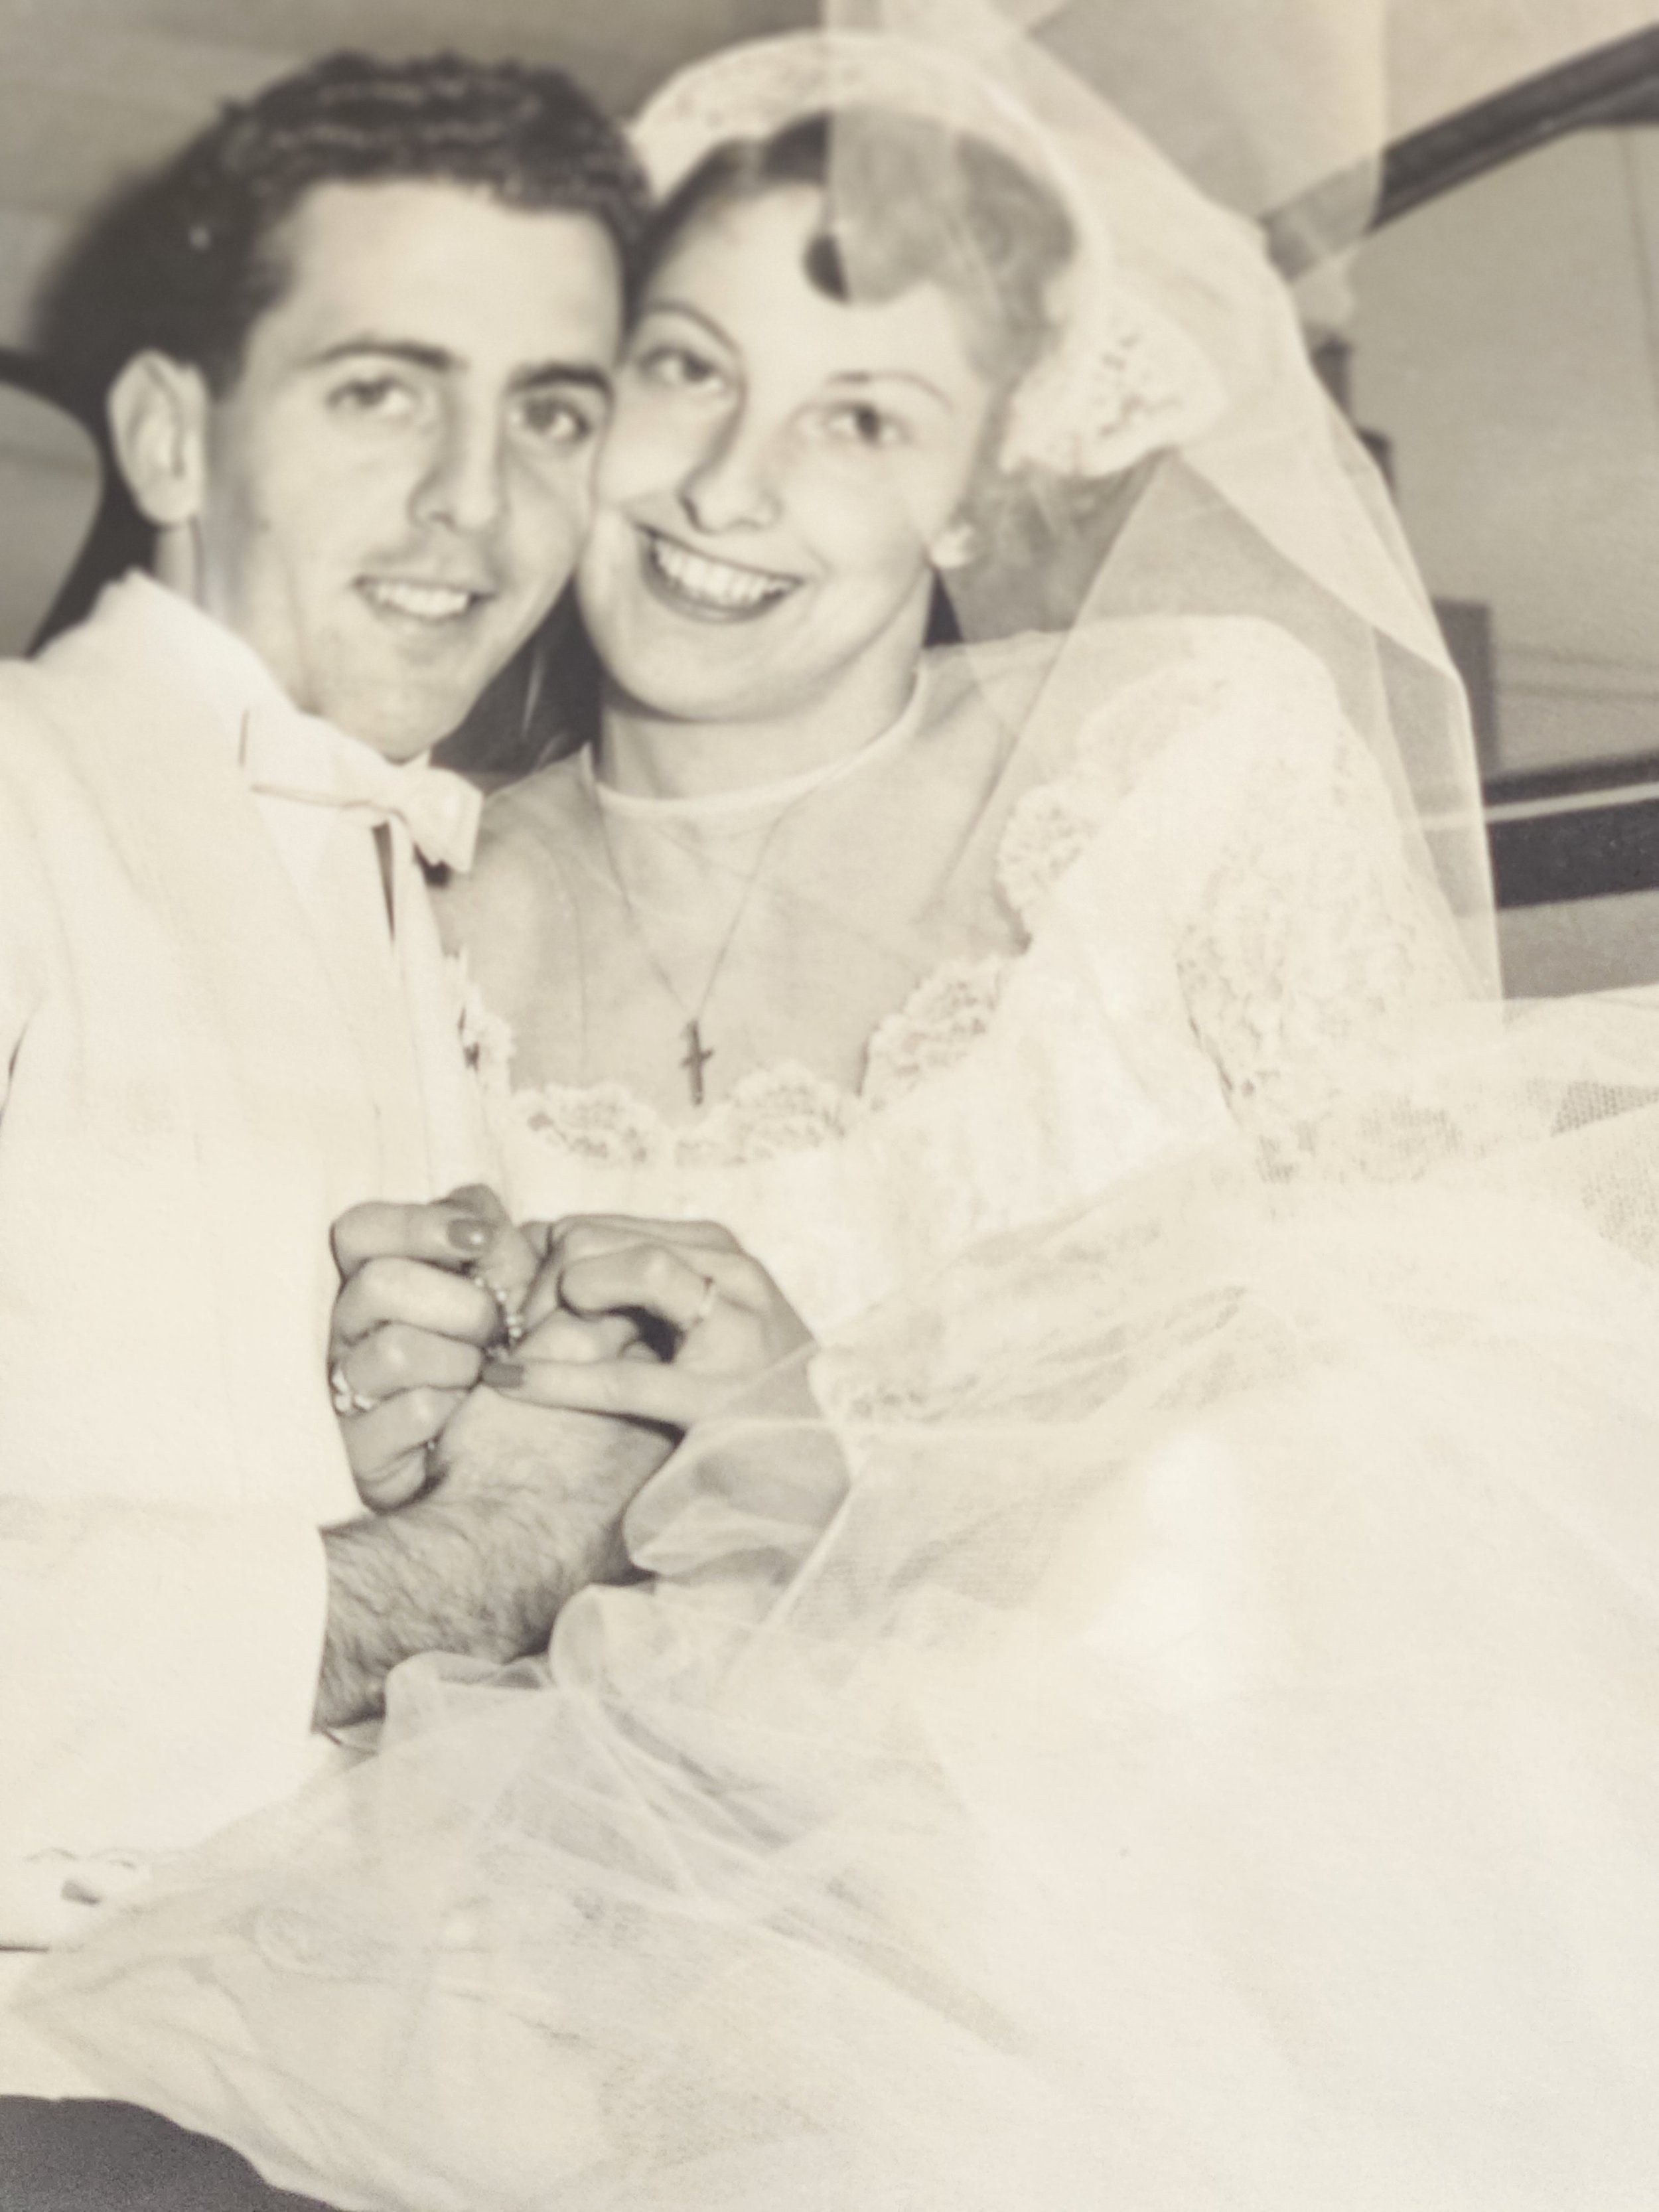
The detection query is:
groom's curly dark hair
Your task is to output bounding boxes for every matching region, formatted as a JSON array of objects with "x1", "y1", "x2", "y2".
[{"x1": 35, "y1": 51, "x2": 650, "y2": 408}]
